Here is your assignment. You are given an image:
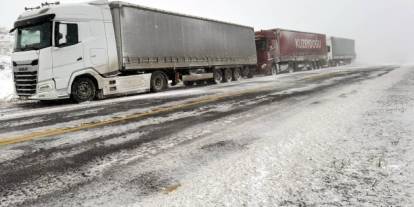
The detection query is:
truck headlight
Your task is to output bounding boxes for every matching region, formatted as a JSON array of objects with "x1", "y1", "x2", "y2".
[{"x1": 38, "y1": 82, "x2": 55, "y2": 93}]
